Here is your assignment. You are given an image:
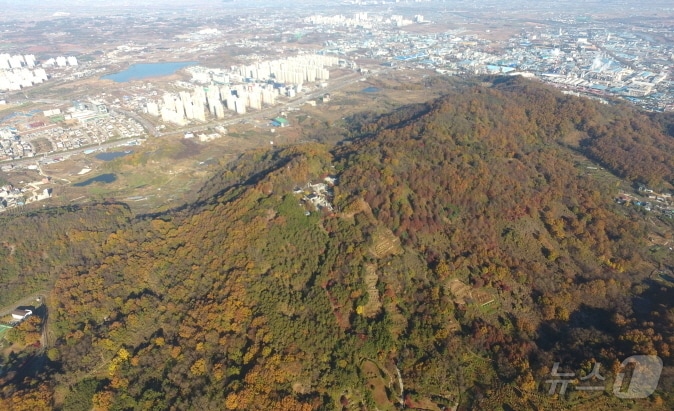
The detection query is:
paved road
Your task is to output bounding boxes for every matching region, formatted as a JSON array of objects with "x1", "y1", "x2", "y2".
[
  {"x1": 0, "y1": 137, "x2": 140, "y2": 168},
  {"x1": 112, "y1": 107, "x2": 159, "y2": 137}
]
